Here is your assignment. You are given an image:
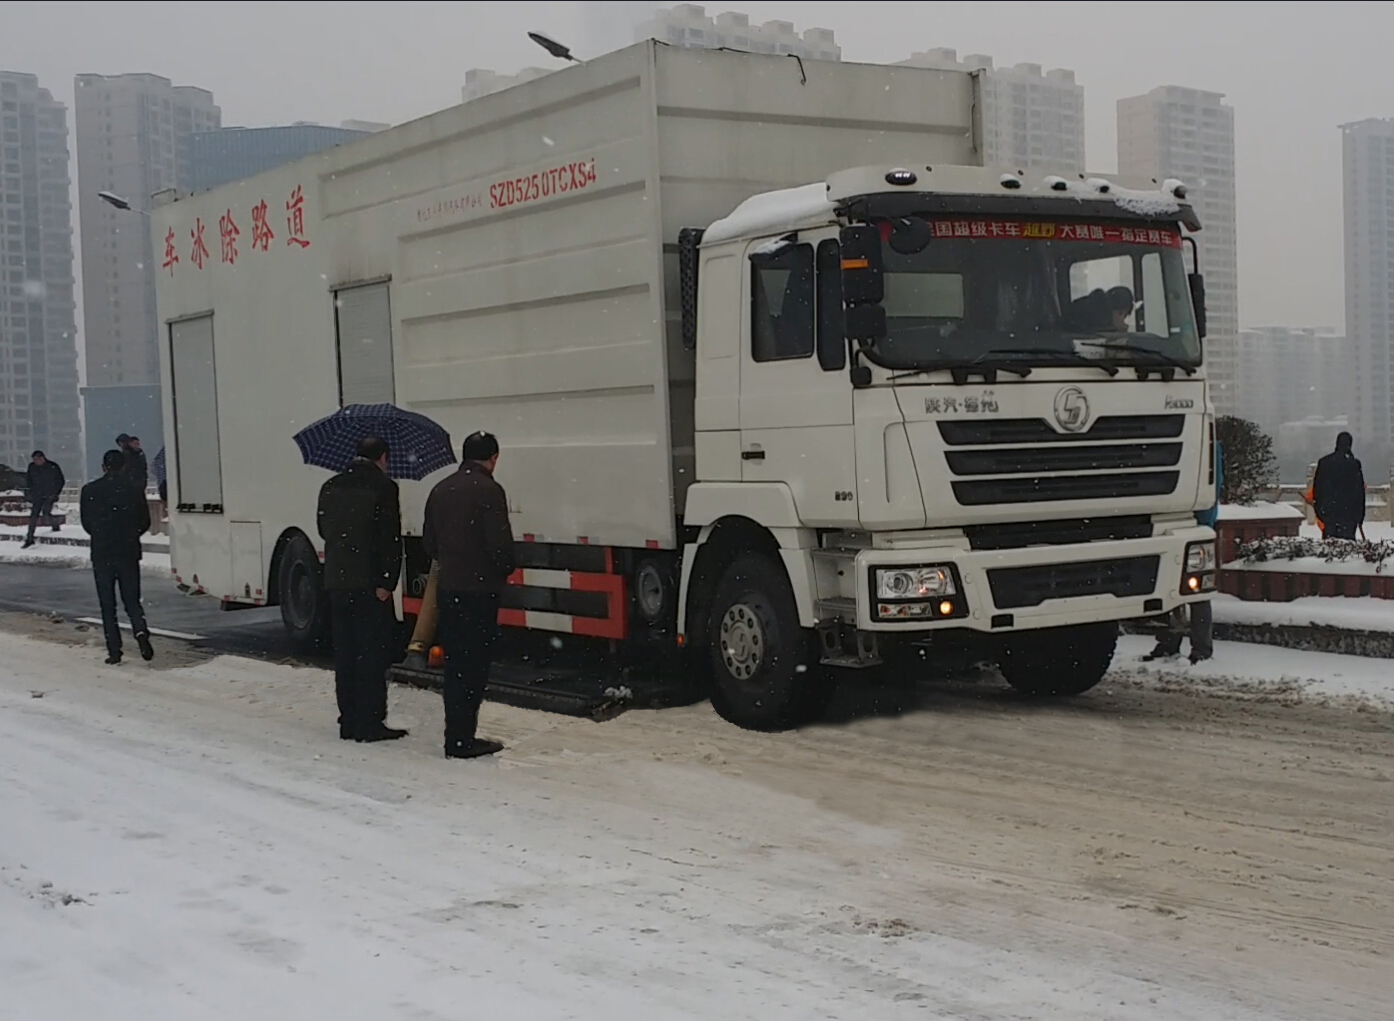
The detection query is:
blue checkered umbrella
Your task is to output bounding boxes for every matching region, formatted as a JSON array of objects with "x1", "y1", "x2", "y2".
[
  {"x1": 292, "y1": 403, "x2": 456, "y2": 480},
  {"x1": 152, "y1": 446, "x2": 167, "y2": 487}
]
